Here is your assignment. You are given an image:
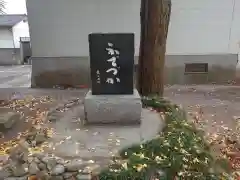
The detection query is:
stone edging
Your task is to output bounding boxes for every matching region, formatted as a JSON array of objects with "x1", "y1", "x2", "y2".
[
  {"x1": 1, "y1": 152, "x2": 103, "y2": 180},
  {"x1": 0, "y1": 123, "x2": 103, "y2": 180}
]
